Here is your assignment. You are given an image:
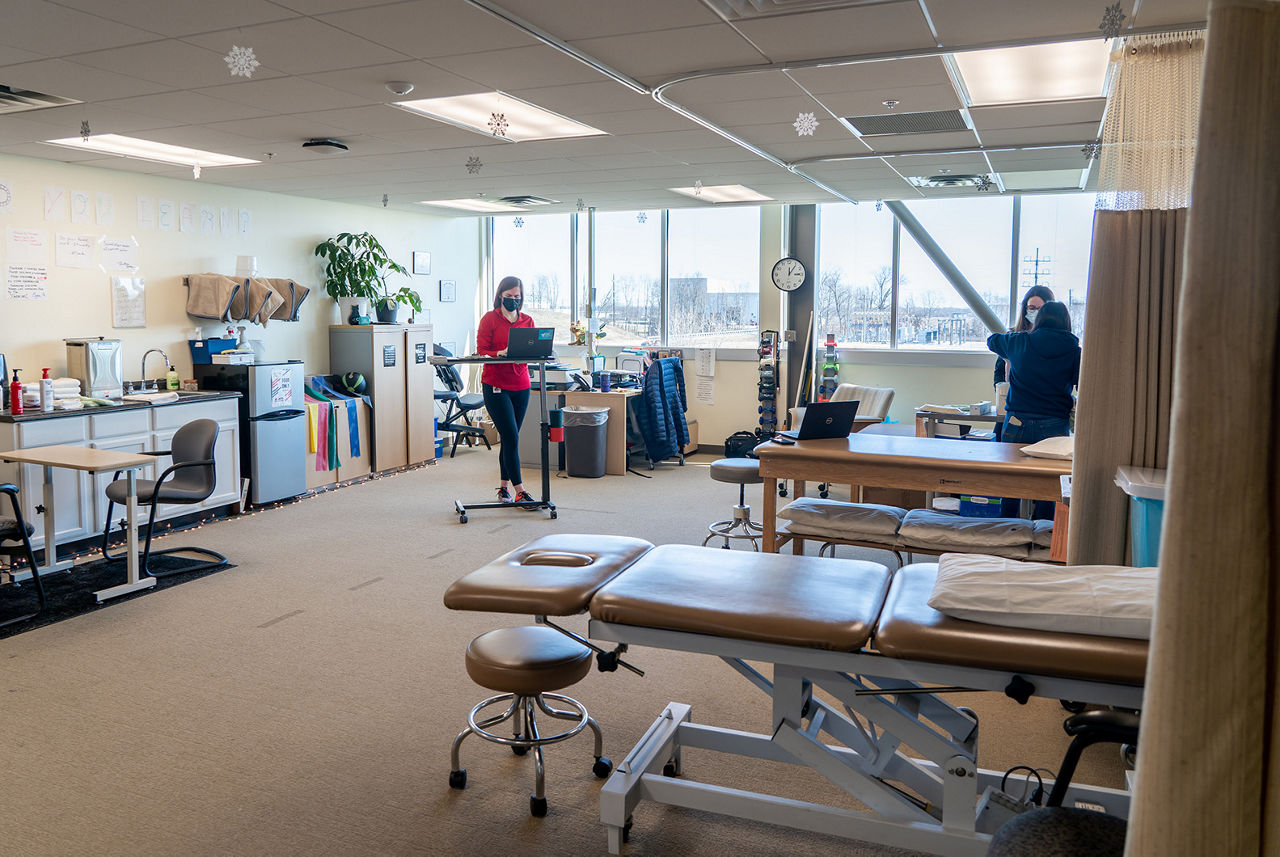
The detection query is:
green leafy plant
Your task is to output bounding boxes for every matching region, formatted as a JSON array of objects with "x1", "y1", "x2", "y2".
[{"x1": 314, "y1": 231, "x2": 421, "y2": 313}]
